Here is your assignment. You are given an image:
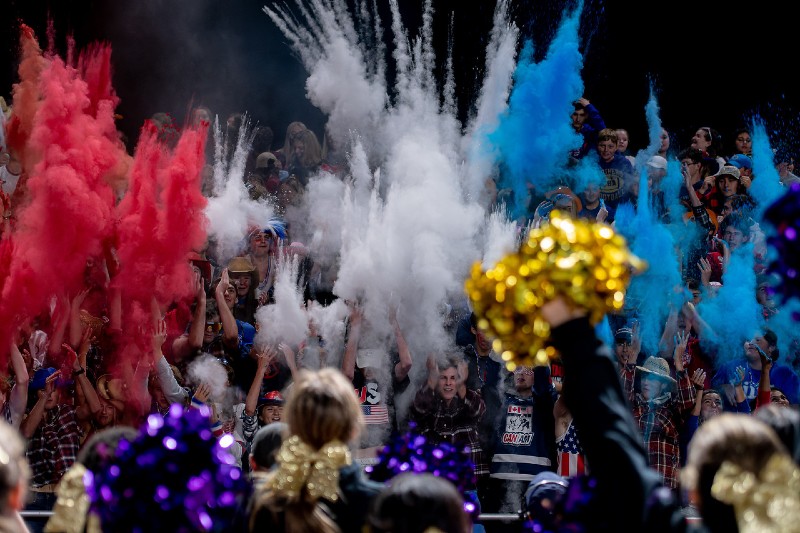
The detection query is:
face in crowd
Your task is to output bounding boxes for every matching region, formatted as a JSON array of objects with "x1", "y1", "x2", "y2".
[
  {"x1": 231, "y1": 273, "x2": 252, "y2": 297},
  {"x1": 437, "y1": 366, "x2": 458, "y2": 401},
  {"x1": 597, "y1": 139, "x2": 617, "y2": 163},
  {"x1": 723, "y1": 224, "x2": 747, "y2": 251},
  {"x1": 259, "y1": 404, "x2": 283, "y2": 425},
  {"x1": 640, "y1": 374, "x2": 669, "y2": 401},
  {"x1": 734, "y1": 132, "x2": 752, "y2": 155},
  {"x1": 700, "y1": 391, "x2": 722, "y2": 420},
  {"x1": 514, "y1": 366, "x2": 535, "y2": 393}
]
